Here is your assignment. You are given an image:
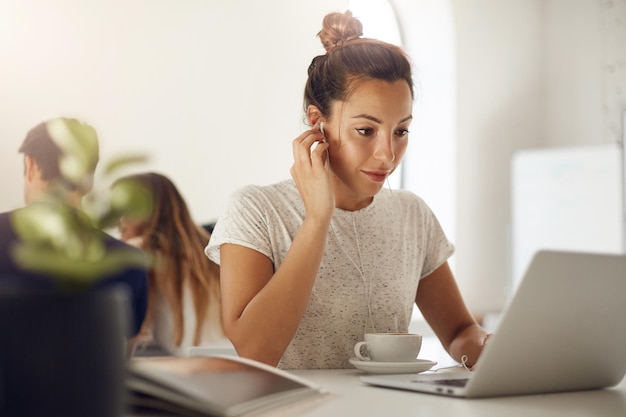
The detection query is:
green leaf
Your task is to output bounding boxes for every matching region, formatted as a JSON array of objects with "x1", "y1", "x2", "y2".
[
  {"x1": 11, "y1": 204, "x2": 72, "y2": 248},
  {"x1": 9, "y1": 118, "x2": 150, "y2": 290},
  {"x1": 109, "y1": 178, "x2": 152, "y2": 219},
  {"x1": 46, "y1": 118, "x2": 99, "y2": 190},
  {"x1": 11, "y1": 243, "x2": 146, "y2": 285},
  {"x1": 102, "y1": 154, "x2": 149, "y2": 177}
]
